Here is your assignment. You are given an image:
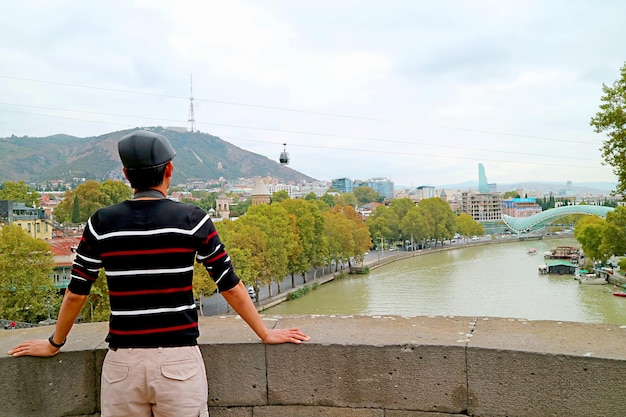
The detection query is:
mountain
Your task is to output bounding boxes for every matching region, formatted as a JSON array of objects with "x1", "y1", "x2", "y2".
[{"x1": 0, "y1": 127, "x2": 316, "y2": 185}]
